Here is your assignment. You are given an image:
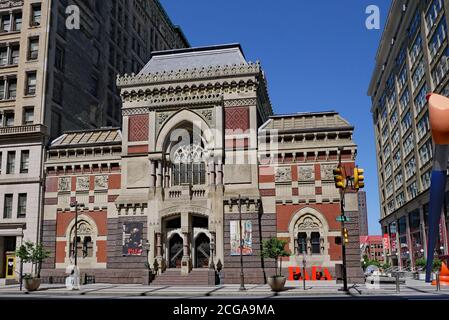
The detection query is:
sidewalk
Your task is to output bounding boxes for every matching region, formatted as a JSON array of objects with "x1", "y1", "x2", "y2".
[{"x1": 0, "y1": 279, "x2": 447, "y2": 298}]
